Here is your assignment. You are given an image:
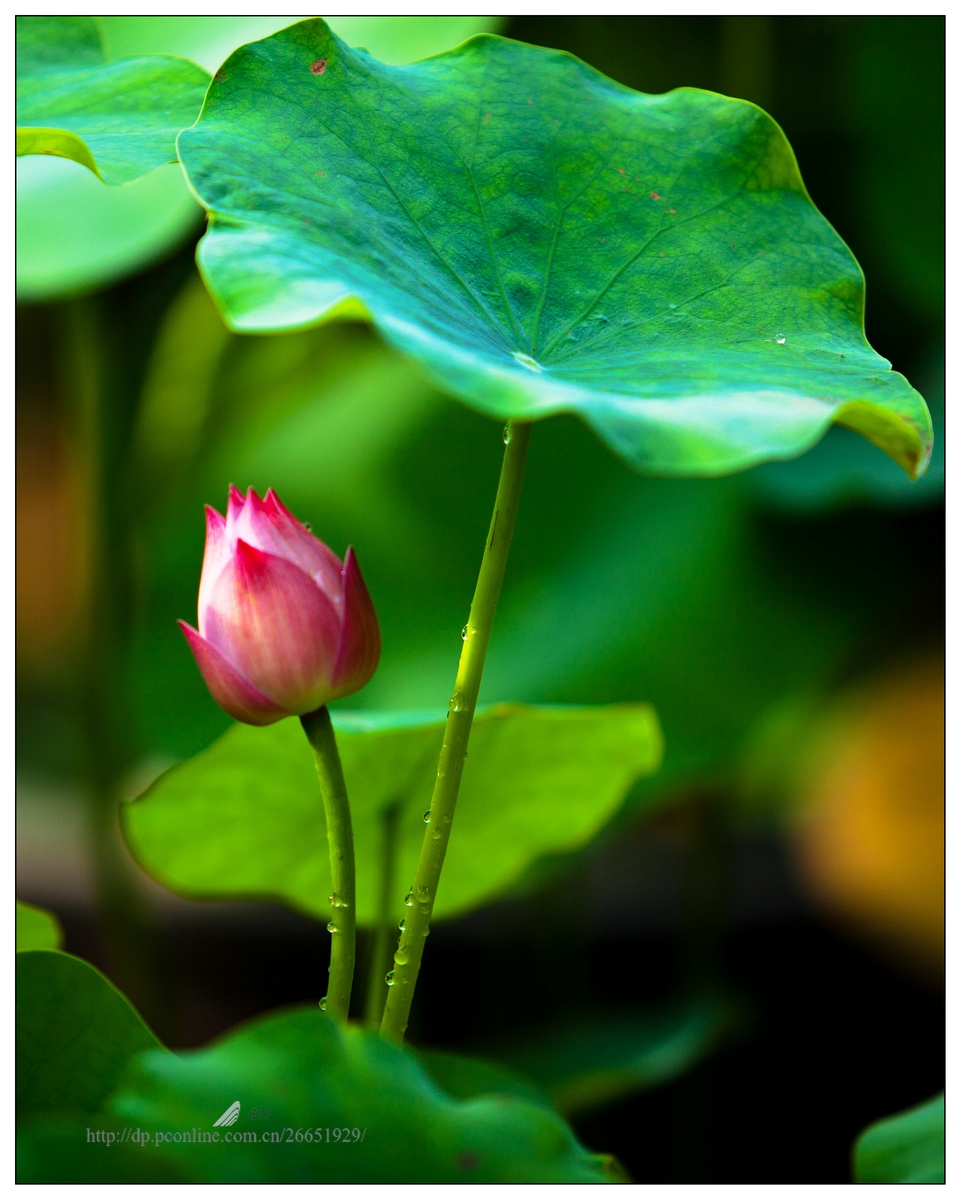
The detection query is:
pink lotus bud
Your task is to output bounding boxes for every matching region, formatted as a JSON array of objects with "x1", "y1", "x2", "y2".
[{"x1": 179, "y1": 486, "x2": 380, "y2": 725}]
